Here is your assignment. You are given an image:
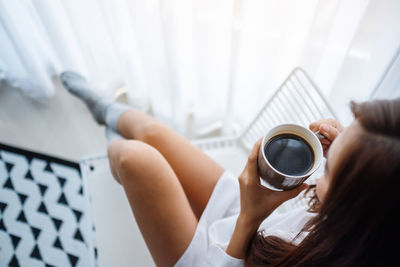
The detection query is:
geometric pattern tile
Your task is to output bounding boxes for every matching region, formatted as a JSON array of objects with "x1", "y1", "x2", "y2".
[{"x1": 0, "y1": 143, "x2": 97, "y2": 267}]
